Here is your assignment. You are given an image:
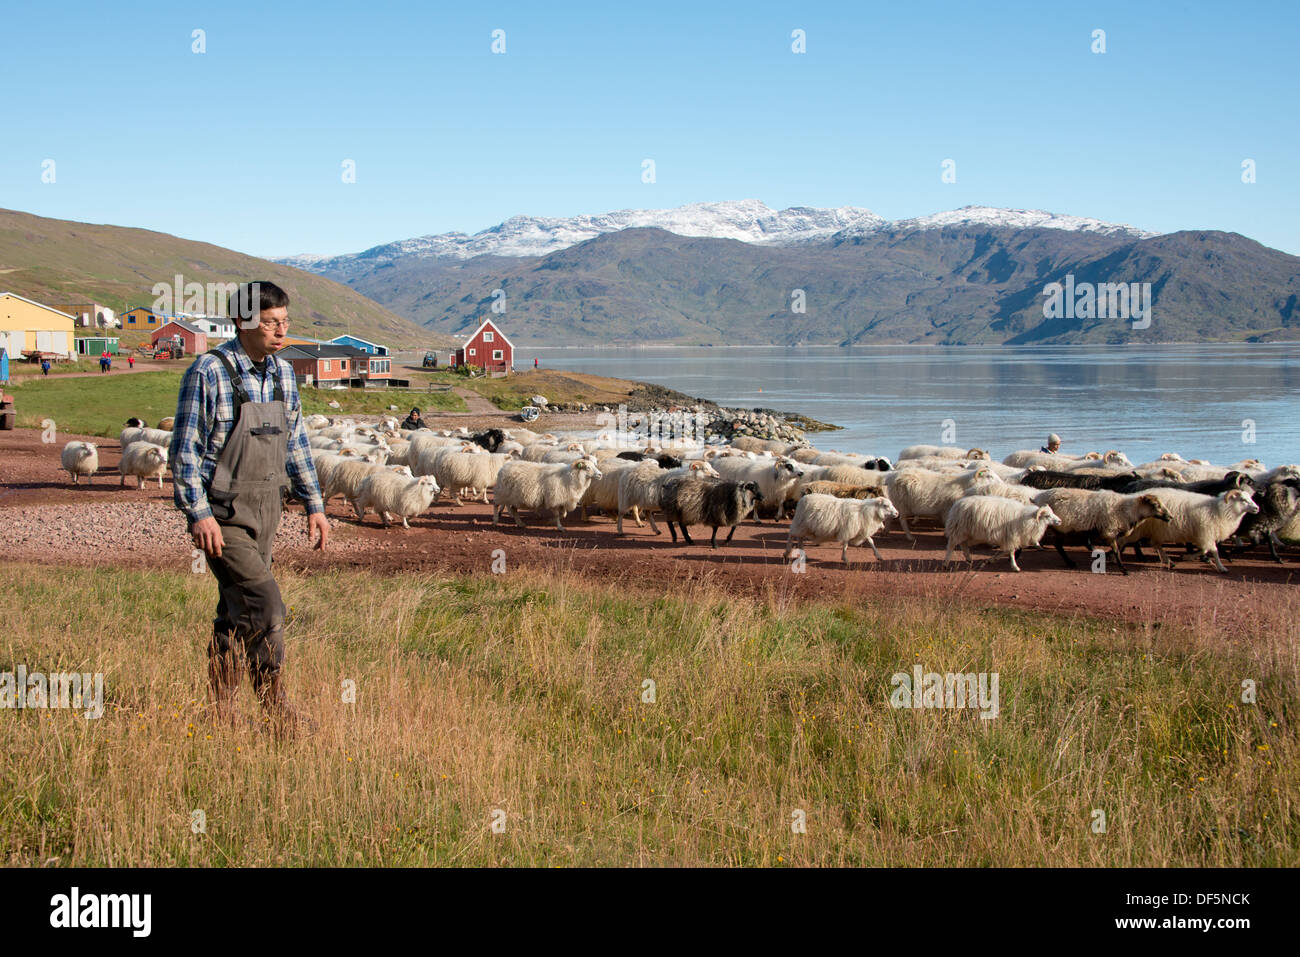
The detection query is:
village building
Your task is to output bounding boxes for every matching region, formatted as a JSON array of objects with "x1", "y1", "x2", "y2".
[
  {"x1": 149, "y1": 319, "x2": 208, "y2": 356},
  {"x1": 0, "y1": 292, "x2": 76, "y2": 359},
  {"x1": 452, "y1": 318, "x2": 513, "y2": 373},
  {"x1": 279, "y1": 343, "x2": 395, "y2": 388},
  {"x1": 51, "y1": 302, "x2": 118, "y2": 329},
  {"x1": 329, "y1": 334, "x2": 389, "y2": 356}
]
